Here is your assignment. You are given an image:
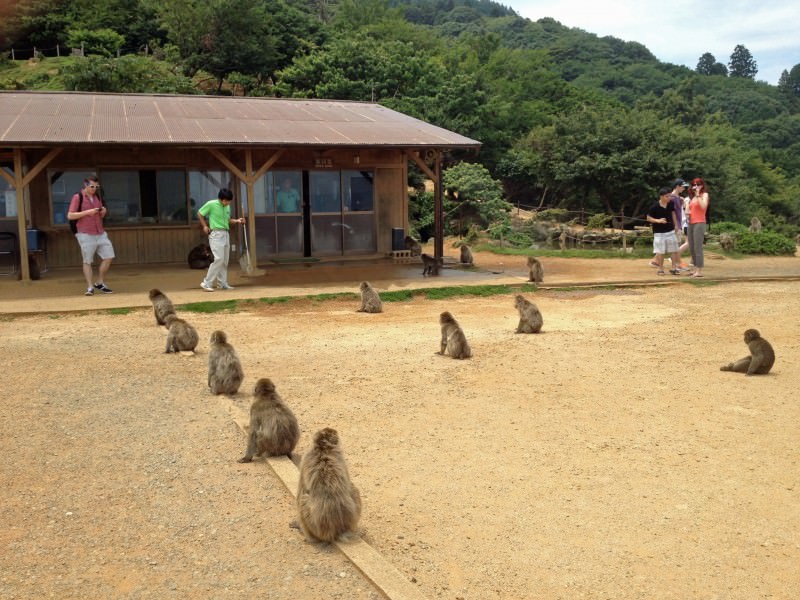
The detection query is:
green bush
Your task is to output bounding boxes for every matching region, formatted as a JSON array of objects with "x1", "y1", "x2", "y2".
[
  {"x1": 633, "y1": 233, "x2": 654, "y2": 248},
  {"x1": 585, "y1": 213, "x2": 612, "y2": 230},
  {"x1": 536, "y1": 208, "x2": 569, "y2": 222},
  {"x1": 66, "y1": 28, "x2": 125, "y2": 58},
  {"x1": 734, "y1": 231, "x2": 796, "y2": 255},
  {"x1": 711, "y1": 221, "x2": 749, "y2": 235}
]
